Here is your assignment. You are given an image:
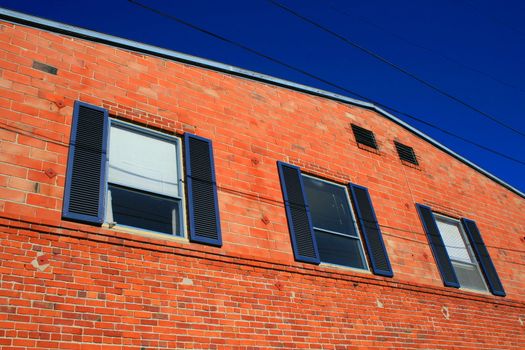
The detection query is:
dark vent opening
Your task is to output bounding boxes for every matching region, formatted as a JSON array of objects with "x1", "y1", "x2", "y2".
[
  {"x1": 351, "y1": 124, "x2": 378, "y2": 149},
  {"x1": 32, "y1": 61, "x2": 58, "y2": 75},
  {"x1": 394, "y1": 141, "x2": 418, "y2": 165}
]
